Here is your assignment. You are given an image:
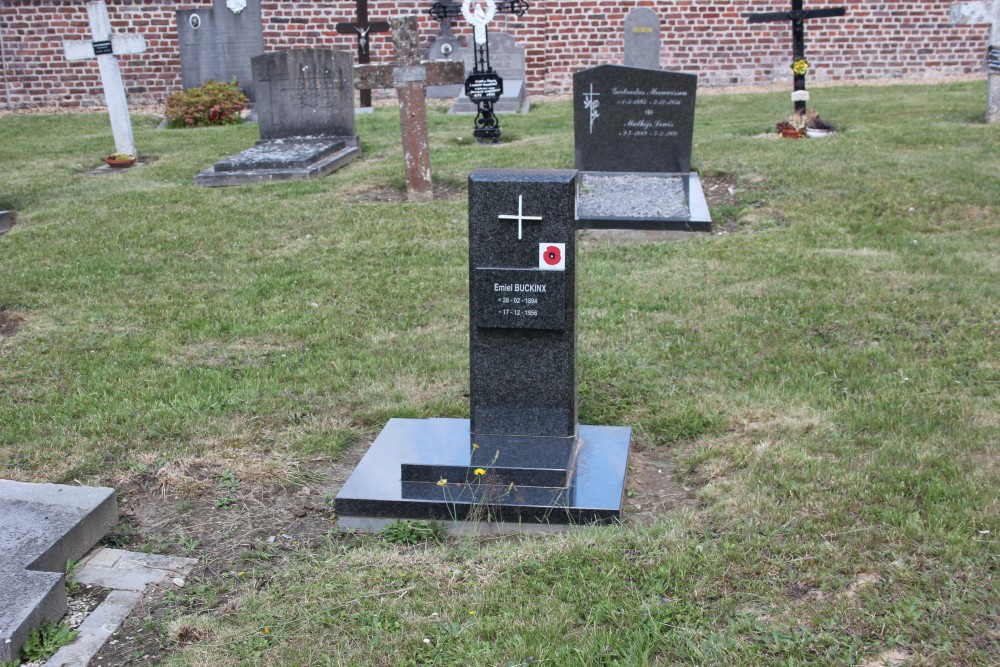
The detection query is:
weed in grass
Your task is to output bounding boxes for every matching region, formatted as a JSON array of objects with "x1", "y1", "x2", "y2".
[
  {"x1": 177, "y1": 534, "x2": 198, "y2": 554},
  {"x1": 379, "y1": 519, "x2": 444, "y2": 545},
  {"x1": 20, "y1": 620, "x2": 79, "y2": 662}
]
